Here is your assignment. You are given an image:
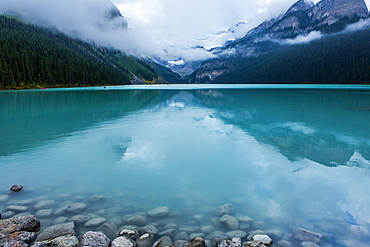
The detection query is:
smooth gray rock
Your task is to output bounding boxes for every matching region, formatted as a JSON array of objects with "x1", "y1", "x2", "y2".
[
  {"x1": 6, "y1": 206, "x2": 28, "y2": 212},
  {"x1": 35, "y1": 209, "x2": 53, "y2": 218},
  {"x1": 183, "y1": 237, "x2": 206, "y2": 247},
  {"x1": 34, "y1": 200, "x2": 55, "y2": 209},
  {"x1": 79, "y1": 231, "x2": 110, "y2": 247},
  {"x1": 66, "y1": 203, "x2": 87, "y2": 214},
  {"x1": 219, "y1": 215, "x2": 239, "y2": 230},
  {"x1": 69, "y1": 215, "x2": 92, "y2": 224},
  {"x1": 0, "y1": 195, "x2": 9, "y2": 202},
  {"x1": 1, "y1": 212, "x2": 16, "y2": 219},
  {"x1": 252, "y1": 235, "x2": 272, "y2": 245},
  {"x1": 118, "y1": 229, "x2": 139, "y2": 240},
  {"x1": 173, "y1": 231, "x2": 189, "y2": 241},
  {"x1": 277, "y1": 240, "x2": 293, "y2": 247},
  {"x1": 235, "y1": 215, "x2": 253, "y2": 224},
  {"x1": 111, "y1": 236, "x2": 136, "y2": 247},
  {"x1": 135, "y1": 233, "x2": 154, "y2": 247},
  {"x1": 226, "y1": 230, "x2": 247, "y2": 239},
  {"x1": 301, "y1": 242, "x2": 319, "y2": 247},
  {"x1": 53, "y1": 217, "x2": 69, "y2": 225},
  {"x1": 153, "y1": 236, "x2": 173, "y2": 247},
  {"x1": 179, "y1": 226, "x2": 200, "y2": 233},
  {"x1": 84, "y1": 217, "x2": 107, "y2": 227},
  {"x1": 216, "y1": 237, "x2": 241, "y2": 247},
  {"x1": 90, "y1": 195, "x2": 106, "y2": 203},
  {"x1": 206, "y1": 231, "x2": 225, "y2": 240},
  {"x1": 36, "y1": 222, "x2": 75, "y2": 242},
  {"x1": 164, "y1": 223, "x2": 178, "y2": 230},
  {"x1": 295, "y1": 228, "x2": 322, "y2": 244},
  {"x1": 14, "y1": 199, "x2": 34, "y2": 206},
  {"x1": 214, "y1": 204, "x2": 234, "y2": 216},
  {"x1": 158, "y1": 229, "x2": 178, "y2": 238},
  {"x1": 97, "y1": 221, "x2": 117, "y2": 239},
  {"x1": 251, "y1": 222, "x2": 266, "y2": 230},
  {"x1": 138, "y1": 225, "x2": 158, "y2": 235},
  {"x1": 109, "y1": 216, "x2": 123, "y2": 226},
  {"x1": 122, "y1": 215, "x2": 147, "y2": 226},
  {"x1": 147, "y1": 207, "x2": 169, "y2": 218},
  {"x1": 54, "y1": 202, "x2": 74, "y2": 216},
  {"x1": 200, "y1": 226, "x2": 214, "y2": 234}
]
